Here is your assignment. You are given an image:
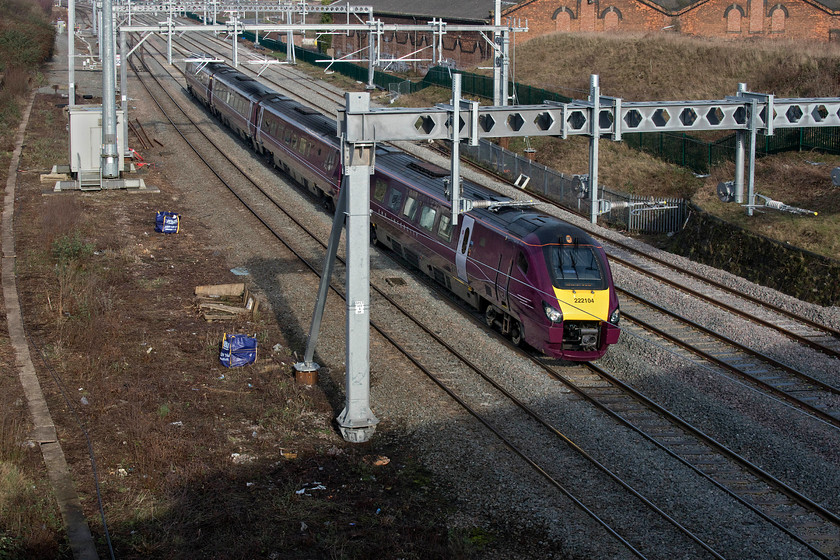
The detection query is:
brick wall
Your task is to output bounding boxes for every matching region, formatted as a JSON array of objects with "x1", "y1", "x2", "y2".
[
  {"x1": 330, "y1": 15, "x2": 493, "y2": 72},
  {"x1": 324, "y1": 0, "x2": 839, "y2": 74},
  {"x1": 504, "y1": 0, "x2": 840, "y2": 41}
]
